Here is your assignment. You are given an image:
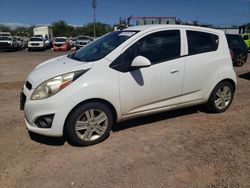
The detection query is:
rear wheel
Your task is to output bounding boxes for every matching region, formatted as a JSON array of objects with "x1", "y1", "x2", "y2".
[
  {"x1": 235, "y1": 53, "x2": 247, "y2": 66},
  {"x1": 206, "y1": 81, "x2": 234, "y2": 113},
  {"x1": 65, "y1": 102, "x2": 113, "y2": 146}
]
